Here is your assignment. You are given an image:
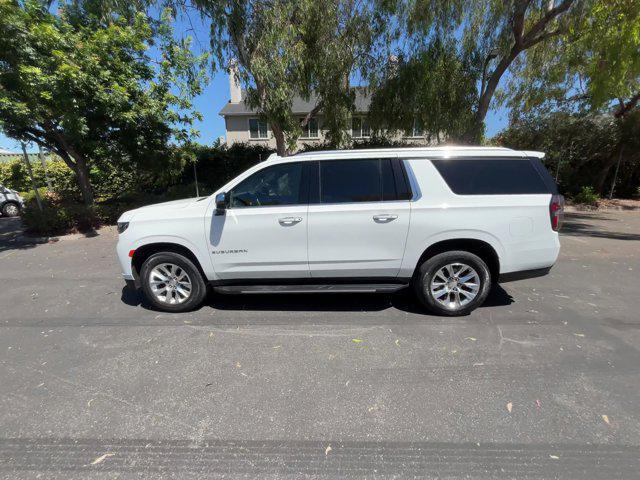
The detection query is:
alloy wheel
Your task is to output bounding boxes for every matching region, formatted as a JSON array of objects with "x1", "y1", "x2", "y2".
[
  {"x1": 4, "y1": 204, "x2": 19, "y2": 216},
  {"x1": 149, "y1": 263, "x2": 192, "y2": 305},
  {"x1": 429, "y1": 262, "x2": 480, "y2": 311}
]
